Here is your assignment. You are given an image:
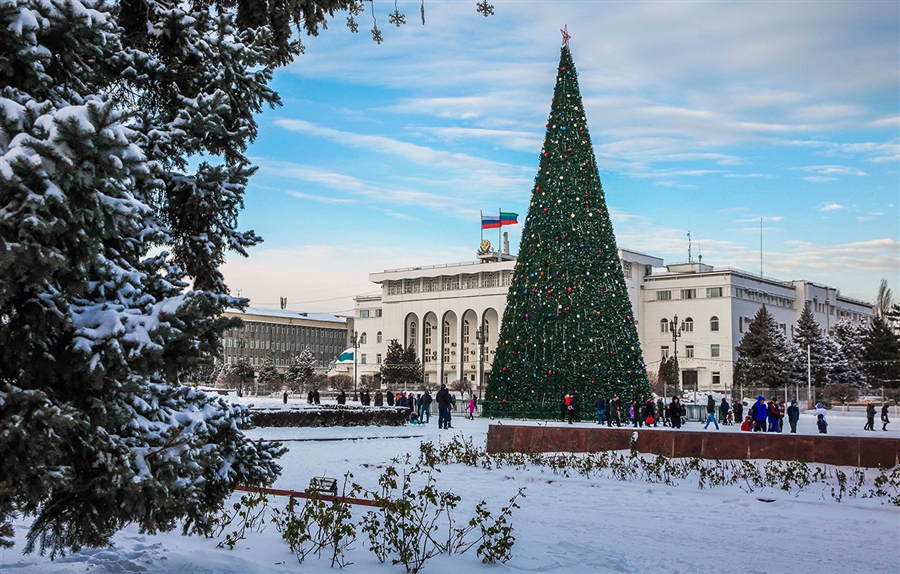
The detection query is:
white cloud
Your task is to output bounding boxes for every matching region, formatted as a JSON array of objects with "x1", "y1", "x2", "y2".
[
  {"x1": 795, "y1": 165, "x2": 868, "y2": 177},
  {"x1": 818, "y1": 203, "x2": 847, "y2": 211},
  {"x1": 286, "y1": 190, "x2": 355, "y2": 204}
]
